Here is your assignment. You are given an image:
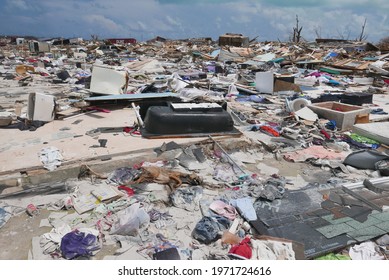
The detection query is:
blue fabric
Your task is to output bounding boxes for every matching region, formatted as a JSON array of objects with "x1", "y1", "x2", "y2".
[
  {"x1": 327, "y1": 79, "x2": 340, "y2": 86},
  {"x1": 192, "y1": 216, "x2": 231, "y2": 244},
  {"x1": 325, "y1": 120, "x2": 337, "y2": 130},
  {"x1": 60, "y1": 230, "x2": 100, "y2": 259},
  {"x1": 371, "y1": 108, "x2": 388, "y2": 115}
]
